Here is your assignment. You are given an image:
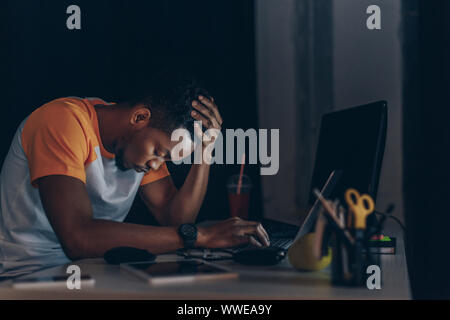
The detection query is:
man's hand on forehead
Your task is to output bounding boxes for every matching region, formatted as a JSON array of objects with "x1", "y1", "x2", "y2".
[
  {"x1": 190, "y1": 95, "x2": 223, "y2": 150},
  {"x1": 191, "y1": 95, "x2": 223, "y2": 131}
]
